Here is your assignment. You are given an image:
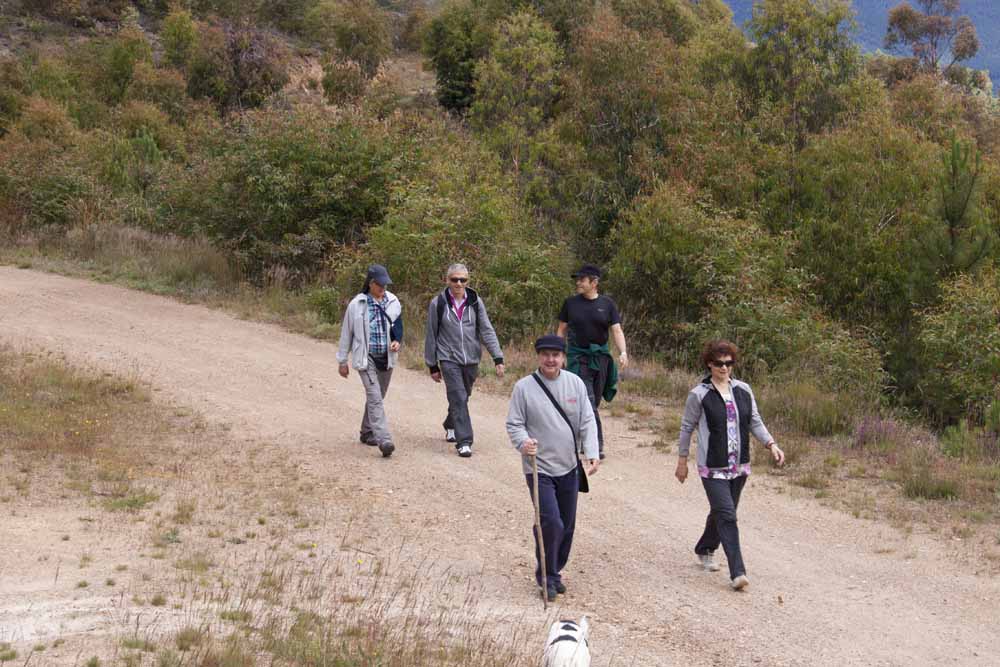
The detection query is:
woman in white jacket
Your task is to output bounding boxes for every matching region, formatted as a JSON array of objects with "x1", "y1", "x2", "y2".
[{"x1": 337, "y1": 264, "x2": 403, "y2": 458}]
